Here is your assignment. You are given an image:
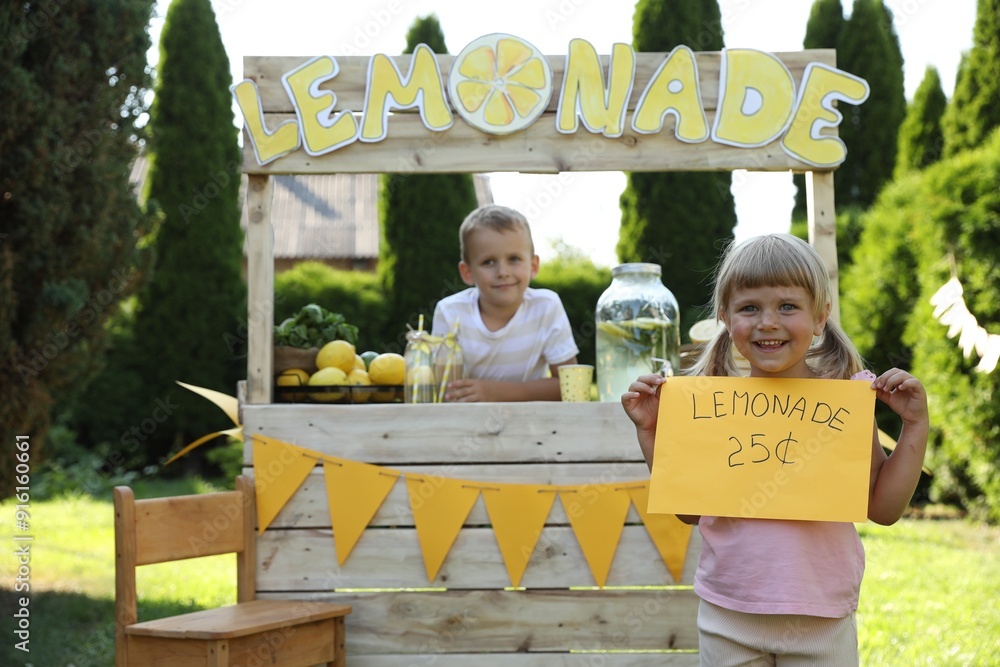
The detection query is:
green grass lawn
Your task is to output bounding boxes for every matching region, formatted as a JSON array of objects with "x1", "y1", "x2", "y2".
[
  {"x1": 858, "y1": 520, "x2": 1000, "y2": 665},
  {"x1": 2, "y1": 488, "x2": 999, "y2": 666}
]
